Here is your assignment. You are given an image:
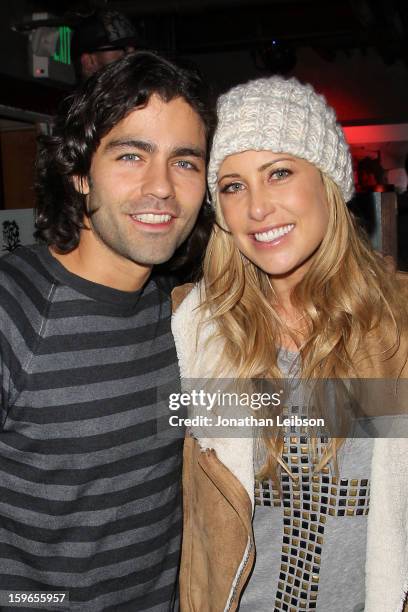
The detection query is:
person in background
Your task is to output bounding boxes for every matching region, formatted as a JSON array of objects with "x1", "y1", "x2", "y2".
[
  {"x1": 356, "y1": 155, "x2": 386, "y2": 192},
  {"x1": 0, "y1": 51, "x2": 214, "y2": 611},
  {"x1": 398, "y1": 154, "x2": 408, "y2": 271},
  {"x1": 172, "y1": 76, "x2": 408, "y2": 612},
  {"x1": 71, "y1": 9, "x2": 141, "y2": 80}
]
